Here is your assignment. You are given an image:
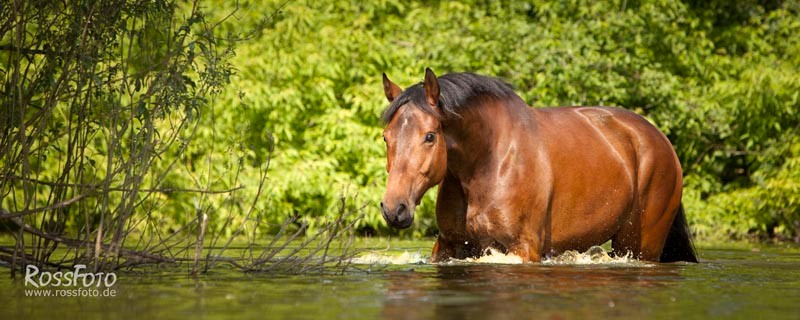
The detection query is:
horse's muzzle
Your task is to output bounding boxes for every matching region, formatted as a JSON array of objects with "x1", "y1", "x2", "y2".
[{"x1": 380, "y1": 201, "x2": 413, "y2": 229}]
